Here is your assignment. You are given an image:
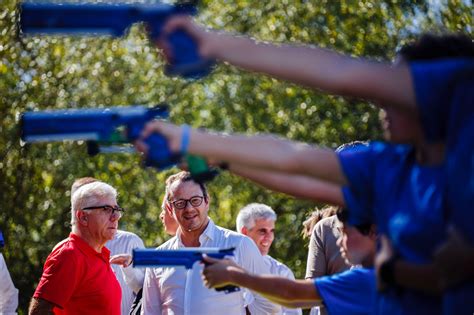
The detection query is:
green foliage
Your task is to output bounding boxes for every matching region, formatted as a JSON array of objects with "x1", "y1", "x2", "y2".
[{"x1": 0, "y1": 0, "x2": 470, "y2": 312}]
